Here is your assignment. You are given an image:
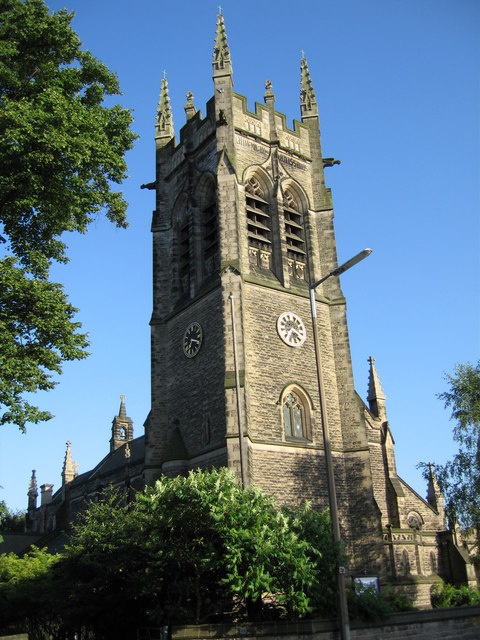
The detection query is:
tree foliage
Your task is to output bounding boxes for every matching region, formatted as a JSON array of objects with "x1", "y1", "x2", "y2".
[
  {"x1": 0, "y1": 546, "x2": 60, "y2": 638},
  {"x1": 423, "y1": 361, "x2": 480, "y2": 547},
  {"x1": 0, "y1": 470, "x2": 343, "y2": 638},
  {"x1": 0, "y1": 499, "x2": 25, "y2": 532},
  {"x1": 0, "y1": 0, "x2": 137, "y2": 430},
  {"x1": 431, "y1": 582, "x2": 480, "y2": 608},
  {"x1": 0, "y1": 257, "x2": 89, "y2": 427}
]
